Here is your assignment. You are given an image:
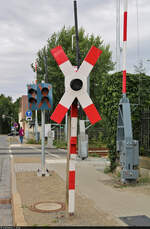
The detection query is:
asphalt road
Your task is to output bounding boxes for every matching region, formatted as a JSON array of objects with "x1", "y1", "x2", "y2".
[
  {"x1": 0, "y1": 134, "x2": 67, "y2": 226},
  {"x1": 2, "y1": 134, "x2": 150, "y2": 226},
  {"x1": 0, "y1": 135, "x2": 13, "y2": 226}
]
